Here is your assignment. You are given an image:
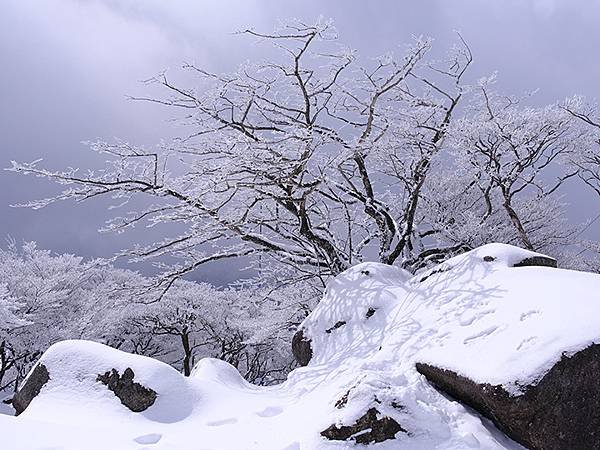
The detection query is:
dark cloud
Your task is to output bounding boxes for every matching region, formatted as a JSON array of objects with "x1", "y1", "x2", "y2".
[{"x1": 1, "y1": 0, "x2": 599, "y2": 282}]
